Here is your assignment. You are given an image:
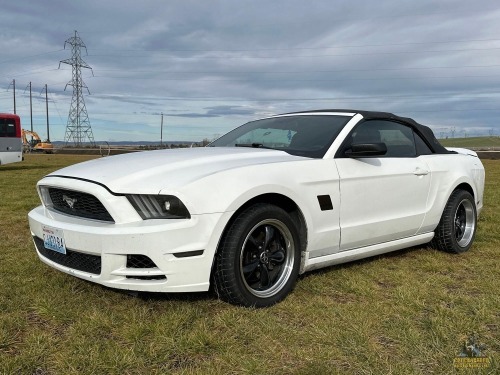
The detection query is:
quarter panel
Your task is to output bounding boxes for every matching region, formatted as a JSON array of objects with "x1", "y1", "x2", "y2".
[{"x1": 418, "y1": 154, "x2": 485, "y2": 233}]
